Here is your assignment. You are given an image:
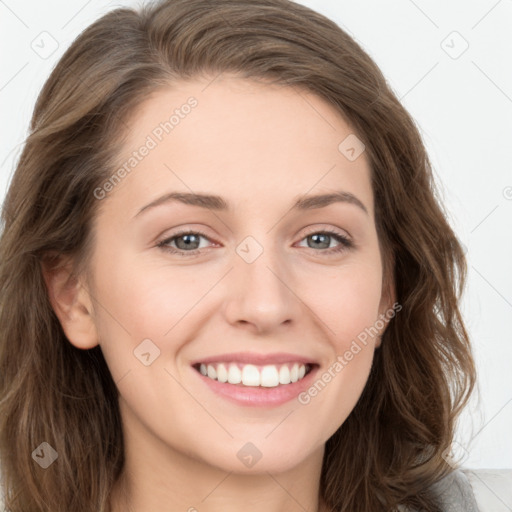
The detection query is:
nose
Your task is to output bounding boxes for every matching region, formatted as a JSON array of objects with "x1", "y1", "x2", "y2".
[{"x1": 222, "y1": 238, "x2": 302, "y2": 335}]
